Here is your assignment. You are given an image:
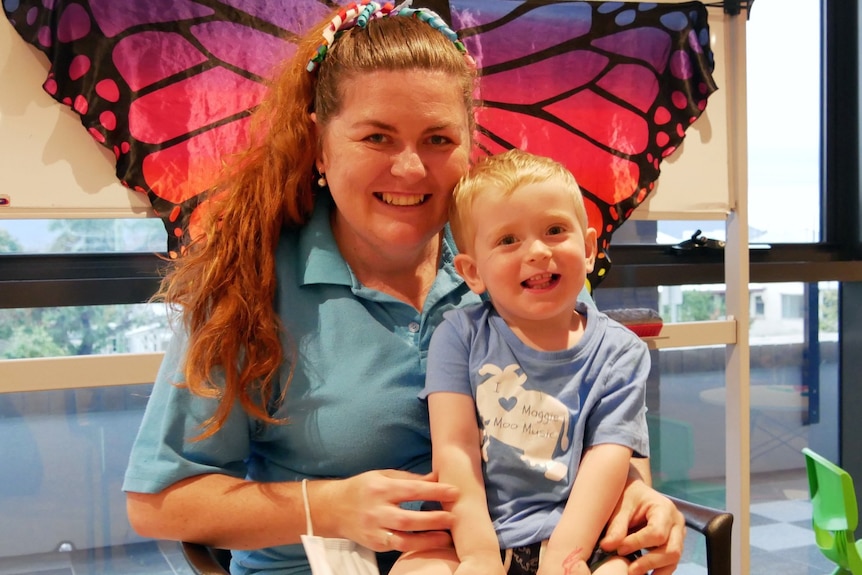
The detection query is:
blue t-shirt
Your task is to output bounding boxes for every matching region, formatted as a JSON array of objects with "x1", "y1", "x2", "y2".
[
  {"x1": 423, "y1": 301, "x2": 650, "y2": 549},
  {"x1": 122, "y1": 195, "x2": 480, "y2": 574}
]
